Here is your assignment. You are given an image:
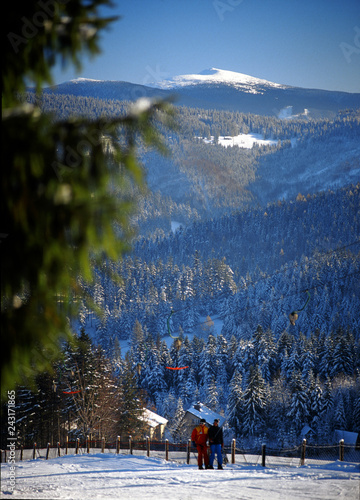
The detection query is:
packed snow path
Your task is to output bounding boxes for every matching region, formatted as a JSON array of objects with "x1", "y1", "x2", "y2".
[{"x1": 1, "y1": 453, "x2": 359, "y2": 500}]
